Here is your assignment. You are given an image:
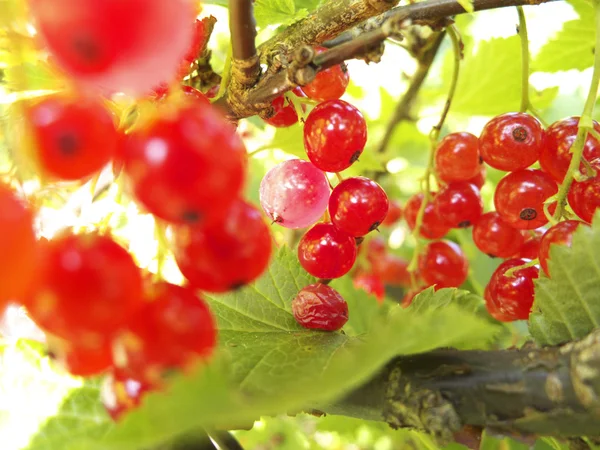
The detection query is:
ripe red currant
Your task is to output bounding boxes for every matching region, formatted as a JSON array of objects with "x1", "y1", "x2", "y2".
[
  {"x1": 353, "y1": 272, "x2": 385, "y2": 303},
  {"x1": 540, "y1": 117, "x2": 600, "y2": 182},
  {"x1": 434, "y1": 132, "x2": 481, "y2": 183},
  {"x1": 329, "y1": 177, "x2": 389, "y2": 237},
  {"x1": 26, "y1": 93, "x2": 118, "y2": 180},
  {"x1": 466, "y1": 164, "x2": 487, "y2": 189},
  {"x1": 0, "y1": 183, "x2": 38, "y2": 309},
  {"x1": 113, "y1": 282, "x2": 216, "y2": 383},
  {"x1": 494, "y1": 169, "x2": 557, "y2": 230},
  {"x1": 298, "y1": 223, "x2": 357, "y2": 279},
  {"x1": 485, "y1": 258, "x2": 539, "y2": 321},
  {"x1": 539, "y1": 220, "x2": 586, "y2": 276},
  {"x1": 513, "y1": 229, "x2": 544, "y2": 259},
  {"x1": 174, "y1": 199, "x2": 272, "y2": 292},
  {"x1": 122, "y1": 100, "x2": 246, "y2": 225},
  {"x1": 371, "y1": 254, "x2": 411, "y2": 287},
  {"x1": 382, "y1": 200, "x2": 402, "y2": 226},
  {"x1": 300, "y1": 47, "x2": 349, "y2": 102},
  {"x1": 404, "y1": 192, "x2": 450, "y2": 239},
  {"x1": 303, "y1": 100, "x2": 367, "y2": 172},
  {"x1": 568, "y1": 157, "x2": 600, "y2": 223},
  {"x1": 264, "y1": 87, "x2": 306, "y2": 128},
  {"x1": 418, "y1": 240, "x2": 468, "y2": 289},
  {"x1": 102, "y1": 370, "x2": 155, "y2": 421},
  {"x1": 24, "y1": 232, "x2": 143, "y2": 344},
  {"x1": 292, "y1": 283, "x2": 349, "y2": 331},
  {"x1": 472, "y1": 212, "x2": 526, "y2": 258},
  {"x1": 51, "y1": 338, "x2": 114, "y2": 377},
  {"x1": 434, "y1": 182, "x2": 483, "y2": 228},
  {"x1": 479, "y1": 112, "x2": 544, "y2": 171}
]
